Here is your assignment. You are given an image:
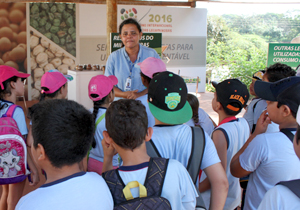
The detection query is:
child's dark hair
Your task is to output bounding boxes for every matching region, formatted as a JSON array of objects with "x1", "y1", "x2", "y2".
[
  {"x1": 296, "y1": 125, "x2": 300, "y2": 145},
  {"x1": 265, "y1": 63, "x2": 296, "y2": 82},
  {"x1": 29, "y1": 99, "x2": 95, "y2": 168},
  {"x1": 105, "y1": 99, "x2": 148, "y2": 151},
  {"x1": 0, "y1": 76, "x2": 19, "y2": 110},
  {"x1": 140, "y1": 72, "x2": 151, "y2": 85},
  {"x1": 187, "y1": 94, "x2": 200, "y2": 126},
  {"x1": 119, "y1": 18, "x2": 142, "y2": 34},
  {"x1": 39, "y1": 84, "x2": 66, "y2": 101}
]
